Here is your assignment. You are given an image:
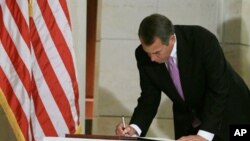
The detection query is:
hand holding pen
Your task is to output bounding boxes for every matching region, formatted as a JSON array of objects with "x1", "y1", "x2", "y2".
[{"x1": 115, "y1": 116, "x2": 136, "y2": 136}]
